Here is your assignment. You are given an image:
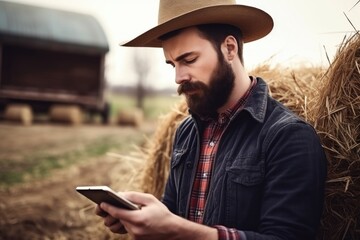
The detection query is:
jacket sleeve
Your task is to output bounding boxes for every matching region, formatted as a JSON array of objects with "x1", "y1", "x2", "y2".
[
  {"x1": 162, "y1": 164, "x2": 177, "y2": 214},
  {"x1": 161, "y1": 126, "x2": 182, "y2": 215}
]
